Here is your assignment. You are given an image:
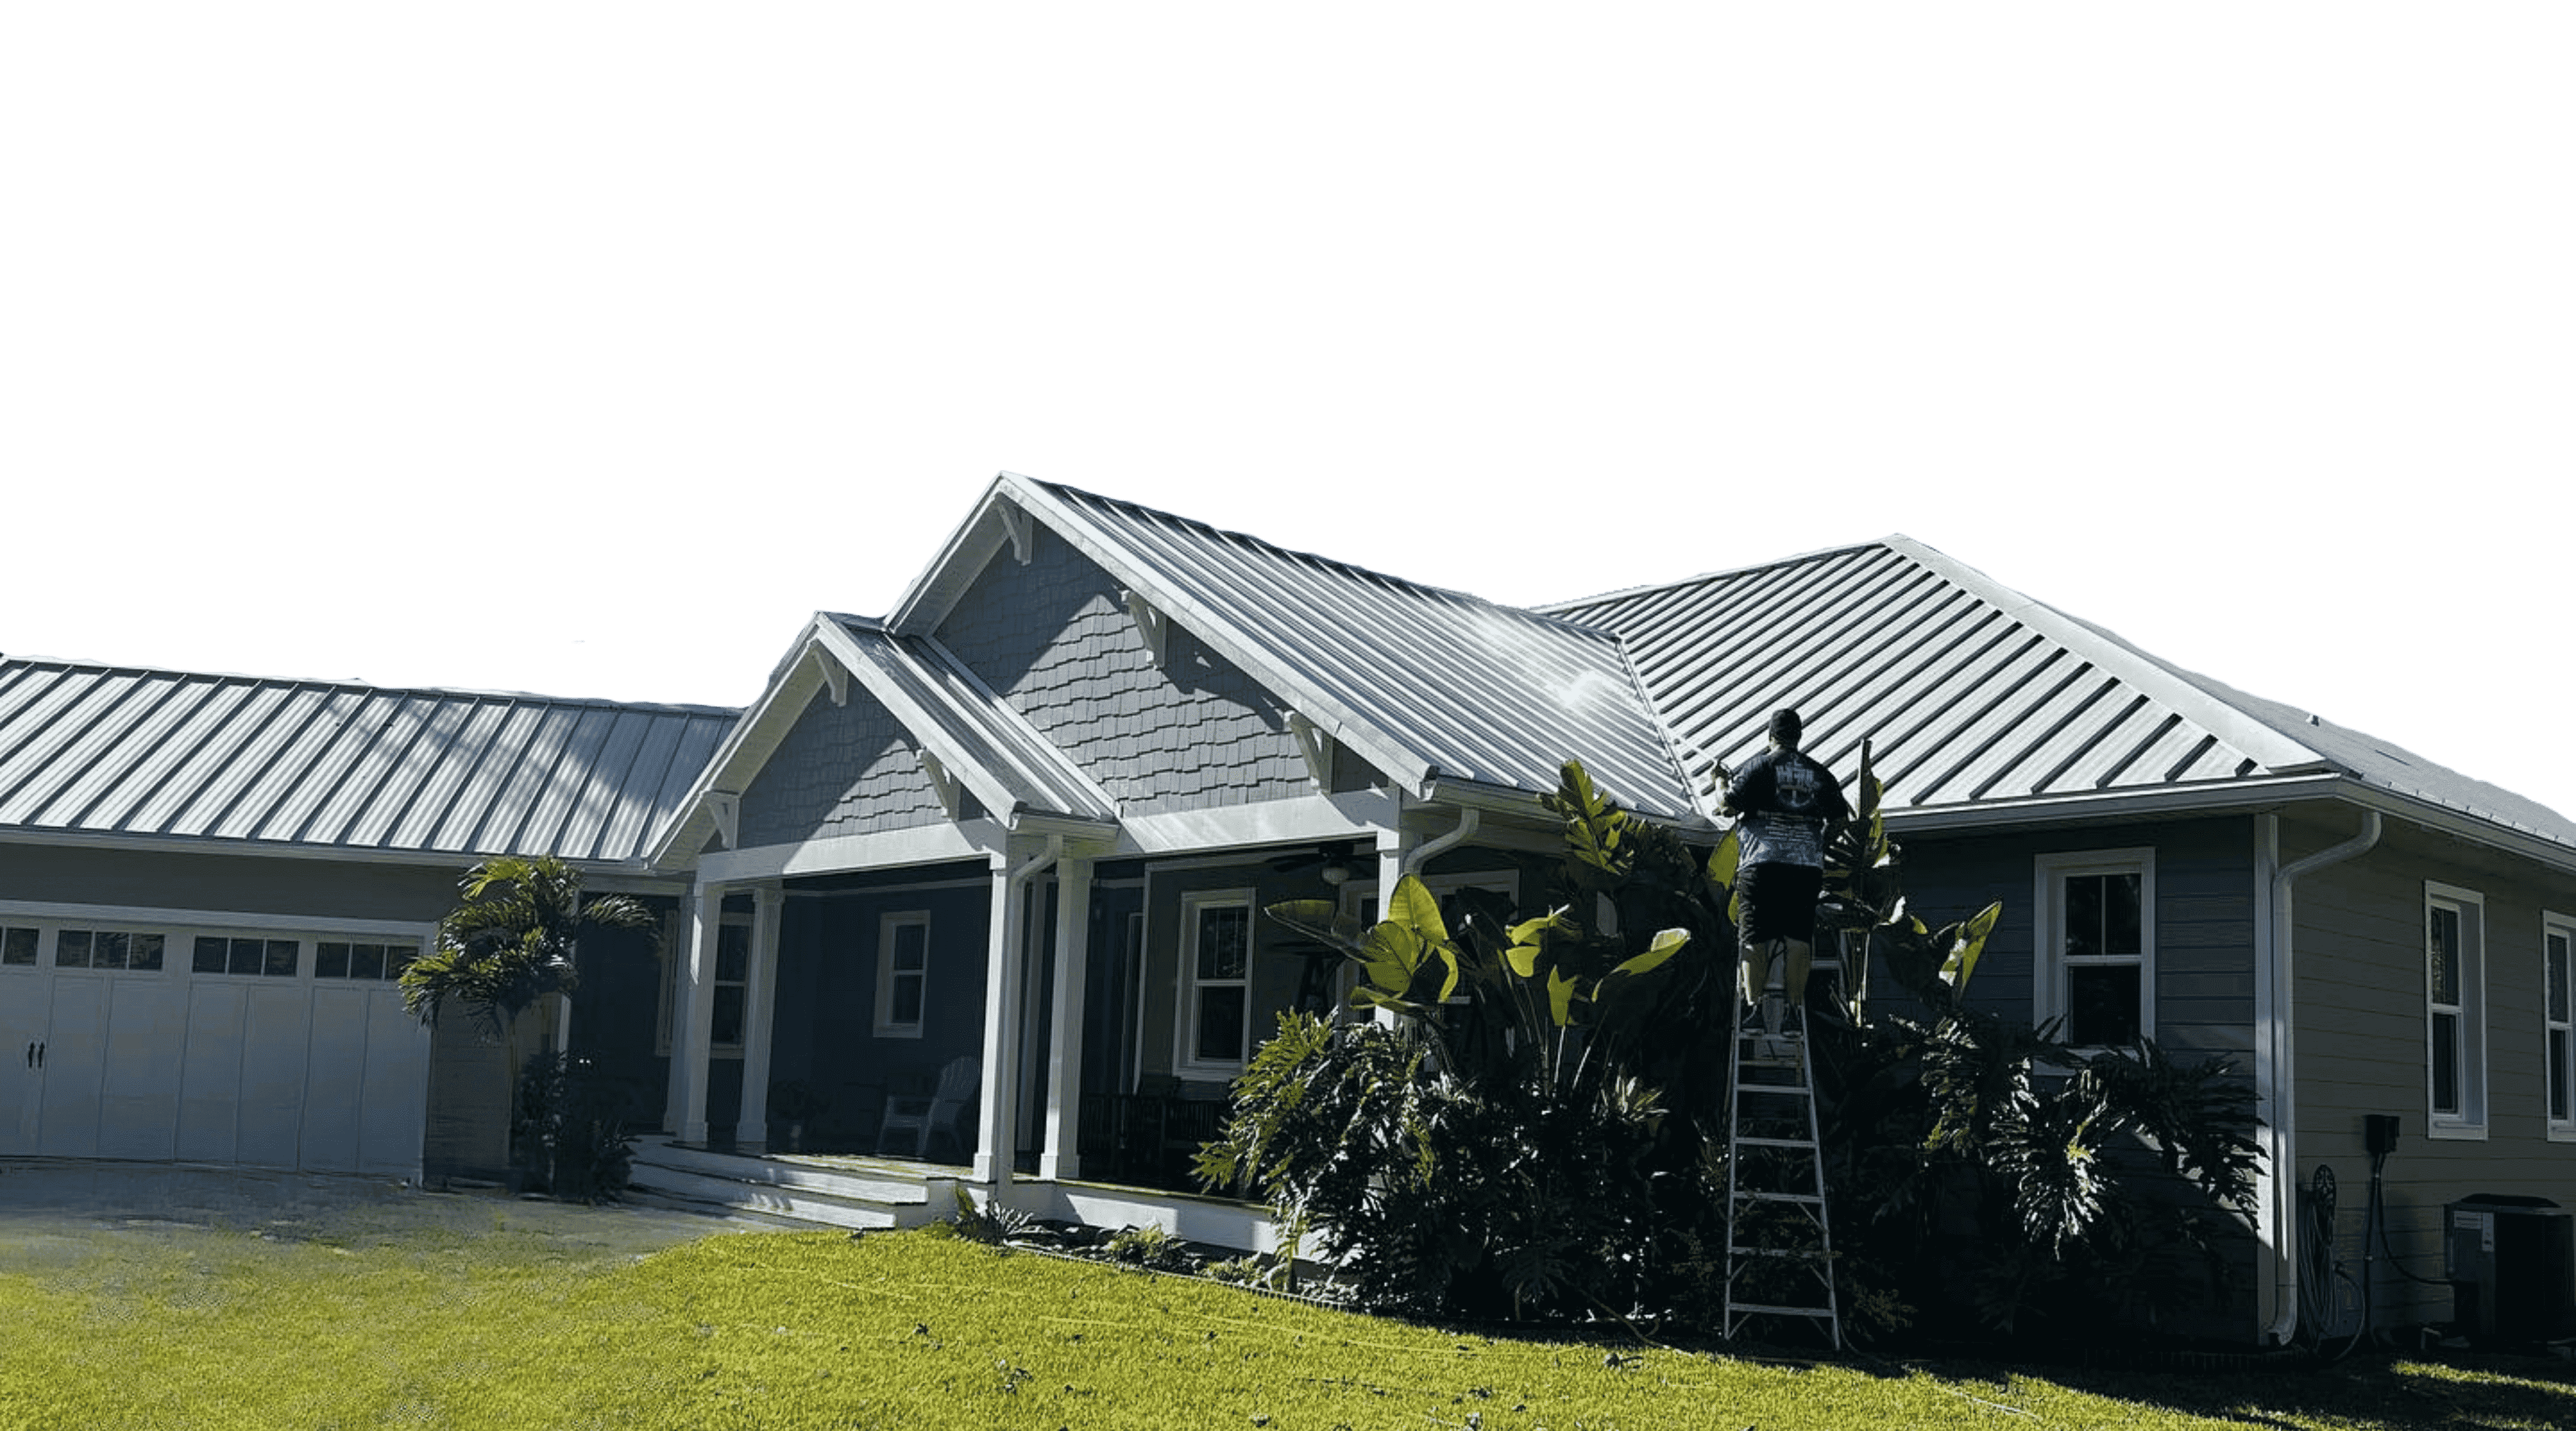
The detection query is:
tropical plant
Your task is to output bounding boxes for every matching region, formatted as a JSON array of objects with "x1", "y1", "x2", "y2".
[
  {"x1": 401, "y1": 855, "x2": 658, "y2": 1186},
  {"x1": 512, "y1": 1052, "x2": 640, "y2": 1203}
]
